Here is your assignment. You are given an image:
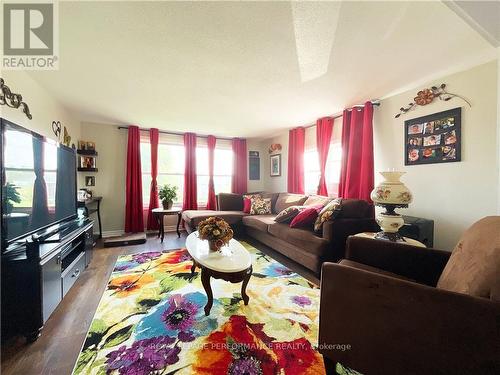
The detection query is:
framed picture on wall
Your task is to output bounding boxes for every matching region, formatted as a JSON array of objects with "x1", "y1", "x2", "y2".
[
  {"x1": 270, "y1": 154, "x2": 281, "y2": 177},
  {"x1": 405, "y1": 107, "x2": 461, "y2": 165}
]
